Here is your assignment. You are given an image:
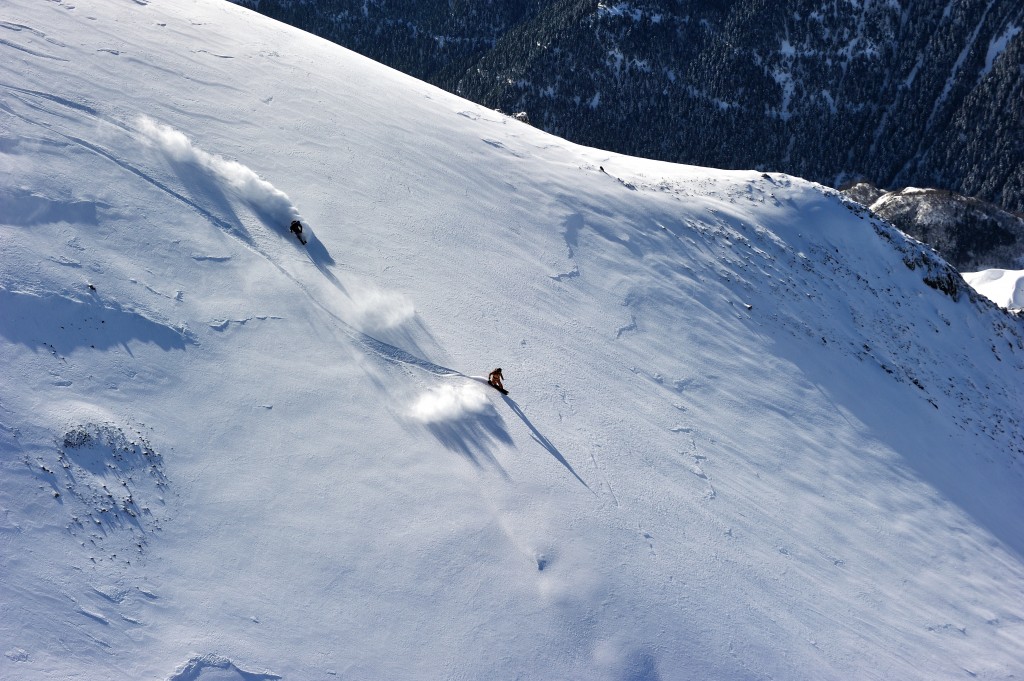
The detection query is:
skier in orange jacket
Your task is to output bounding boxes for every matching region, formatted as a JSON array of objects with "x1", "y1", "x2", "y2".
[{"x1": 488, "y1": 368, "x2": 508, "y2": 394}]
